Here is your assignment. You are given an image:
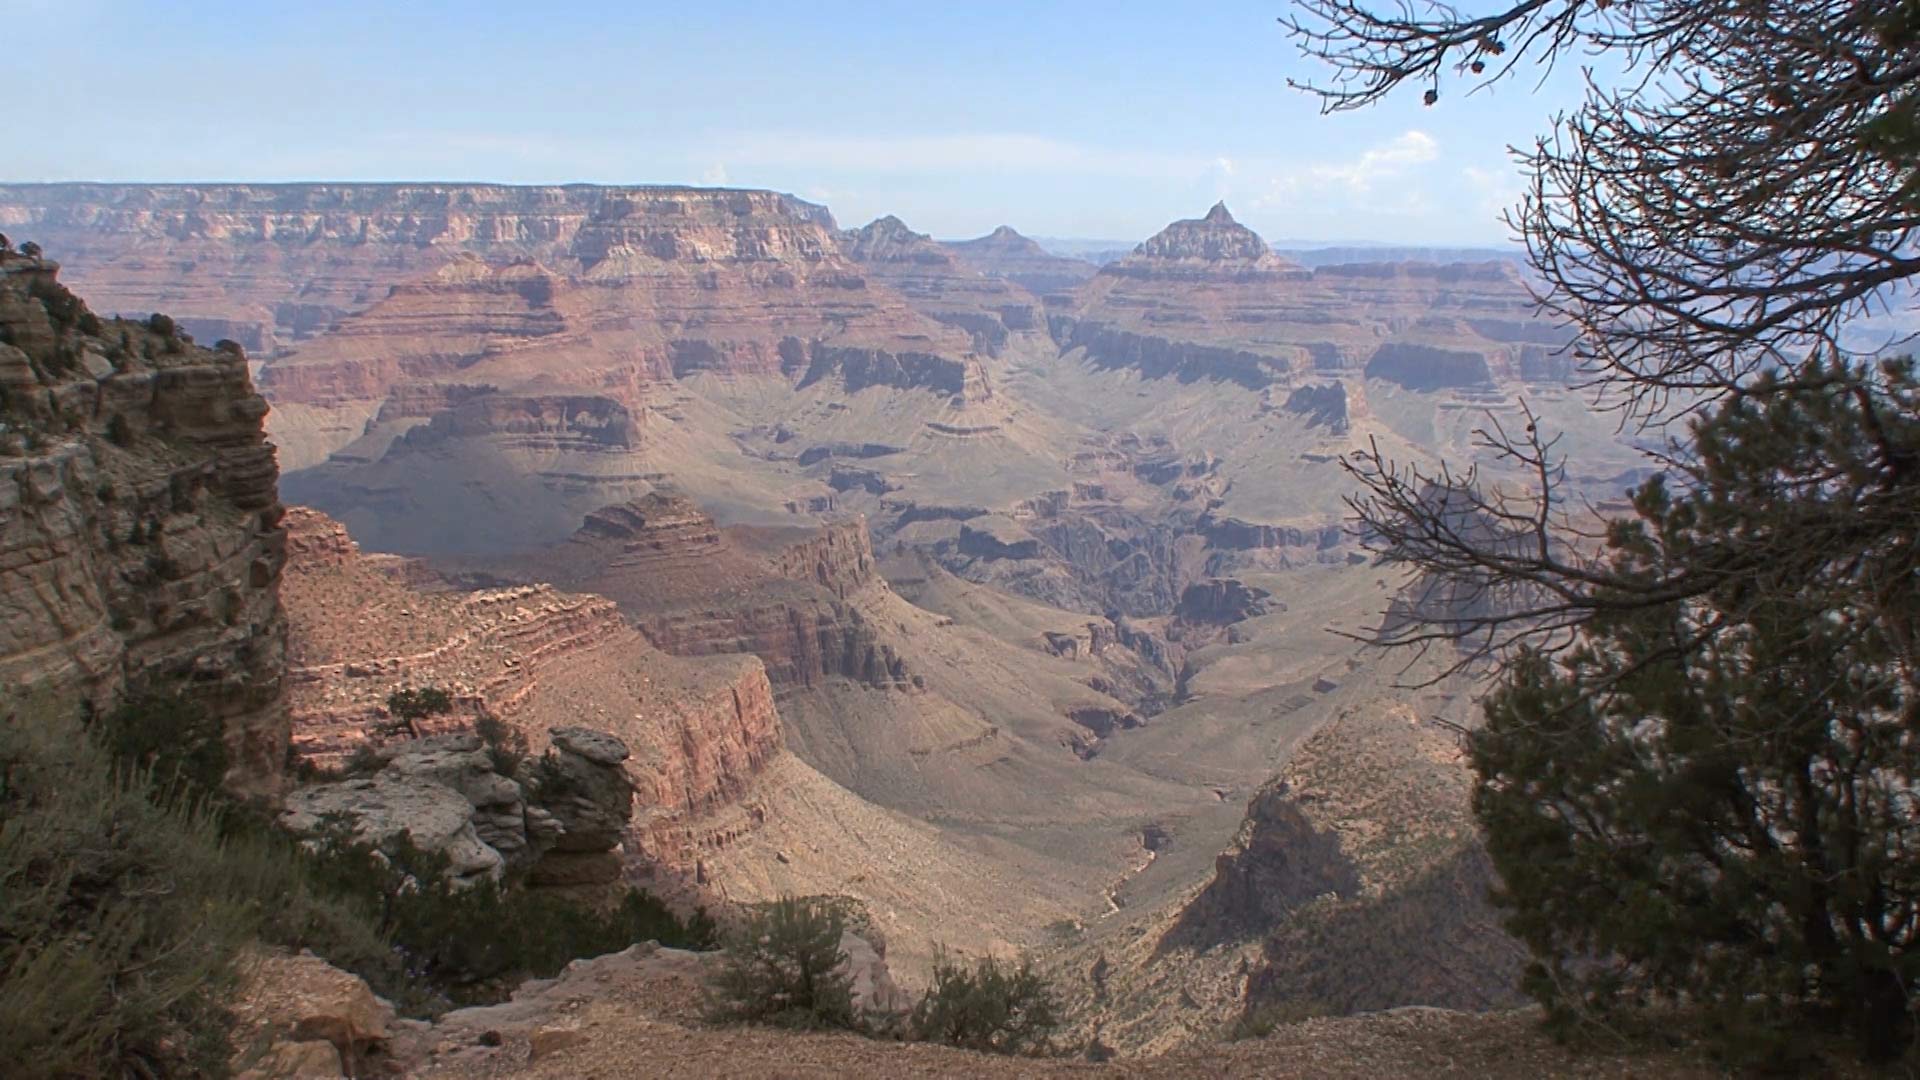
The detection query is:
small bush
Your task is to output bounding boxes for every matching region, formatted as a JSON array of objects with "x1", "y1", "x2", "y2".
[
  {"x1": 0, "y1": 698, "x2": 253, "y2": 1078},
  {"x1": 708, "y1": 896, "x2": 859, "y2": 1030},
  {"x1": 341, "y1": 741, "x2": 384, "y2": 777},
  {"x1": 93, "y1": 692, "x2": 230, "y2": 797},
  {"x1": 146, "y1": 312, "x2": 175, "y2": 338},
  {"x1": 474, "y1": 710, "x2": 528, "y2": 776},
  {"x1": 910, "y1": 951, "x2": 1061, "y2": 1056},
  {"x1": 386, "y1": 685, "x2": 454, "y2": 736}
]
